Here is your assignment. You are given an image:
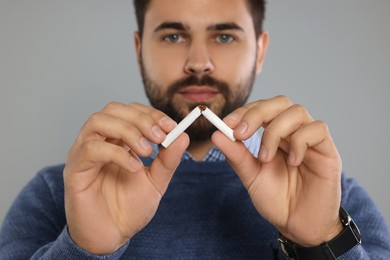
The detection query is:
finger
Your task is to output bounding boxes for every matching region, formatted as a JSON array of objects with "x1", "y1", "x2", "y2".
[
  {"x1": 148, "y1": 133, "x2": 189, "y2": 195},
  {"x1": 288, "y1": 120, "x2": 338, "y2": 167},
  {"x1": 72, "y1": 140, "x2": 143, "y2": 174},
  {"x1": 125, "y1": 102, "x2": 178, "y2": 132},
  {"x1": 222, "y1": 100, "x2": 259, "y2": 127},
  {"x1": 211, "y1": 131, "x2": 260, "y2": 190},
  {"x1": 79, "y1": 112, "x2": 159, "y2": 157},
  {"x1": 103, "y1": 102, "x2": 177, "y2": 133},
  {"x1": 104, "y1": 104, "x2": 169, "y2": 143},
  {"x1": 224, "y1": 96, "x2": 294, "y2": 140},
  {"x1": 260, "y1": 104, "x2": 313, "y2": 163},
  {"x1": 103, "y1": 102, "x2": 178, "y2": 148}
]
